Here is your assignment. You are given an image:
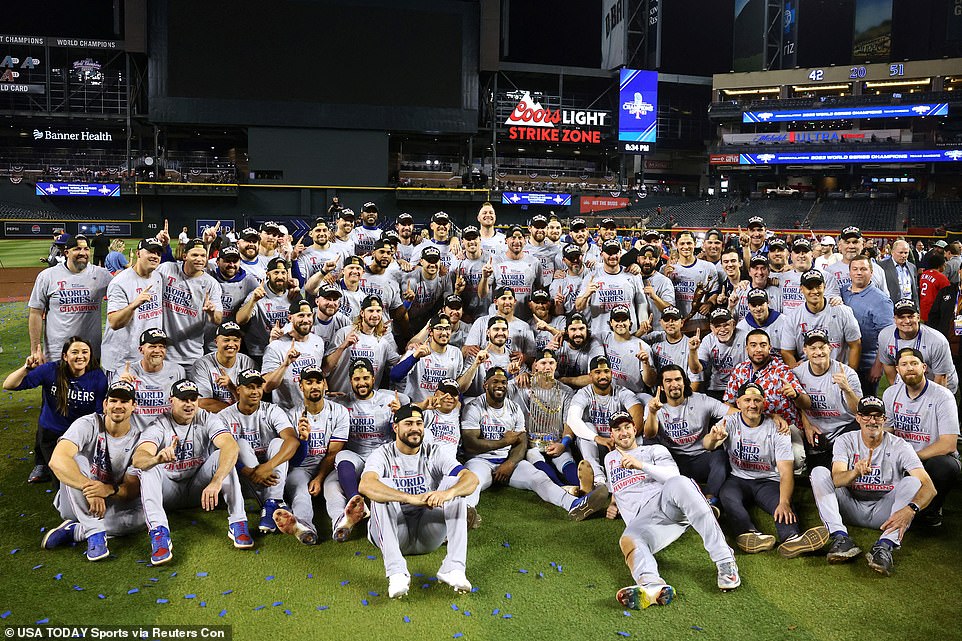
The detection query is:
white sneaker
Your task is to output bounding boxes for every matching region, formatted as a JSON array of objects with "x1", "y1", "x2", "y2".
[
  {"x1": 388, "y1": 573, "x2": 410, "y2": 599},
  {"x1": 716, "y1": 560, "x2": 741, "y2": 591},
  {"x1": 436, "y1": 569, "x2": 472, "y2": 594}
]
